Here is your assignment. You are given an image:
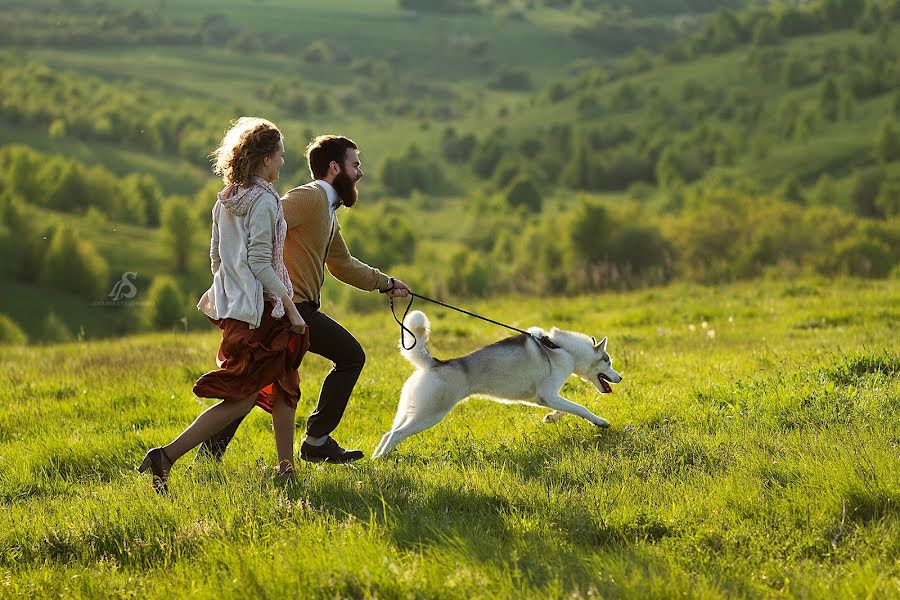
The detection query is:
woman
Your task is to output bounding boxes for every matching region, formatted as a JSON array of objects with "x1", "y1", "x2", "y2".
[{"x1": 139, "y1": 117, "x2": 309, "y2": 492}]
